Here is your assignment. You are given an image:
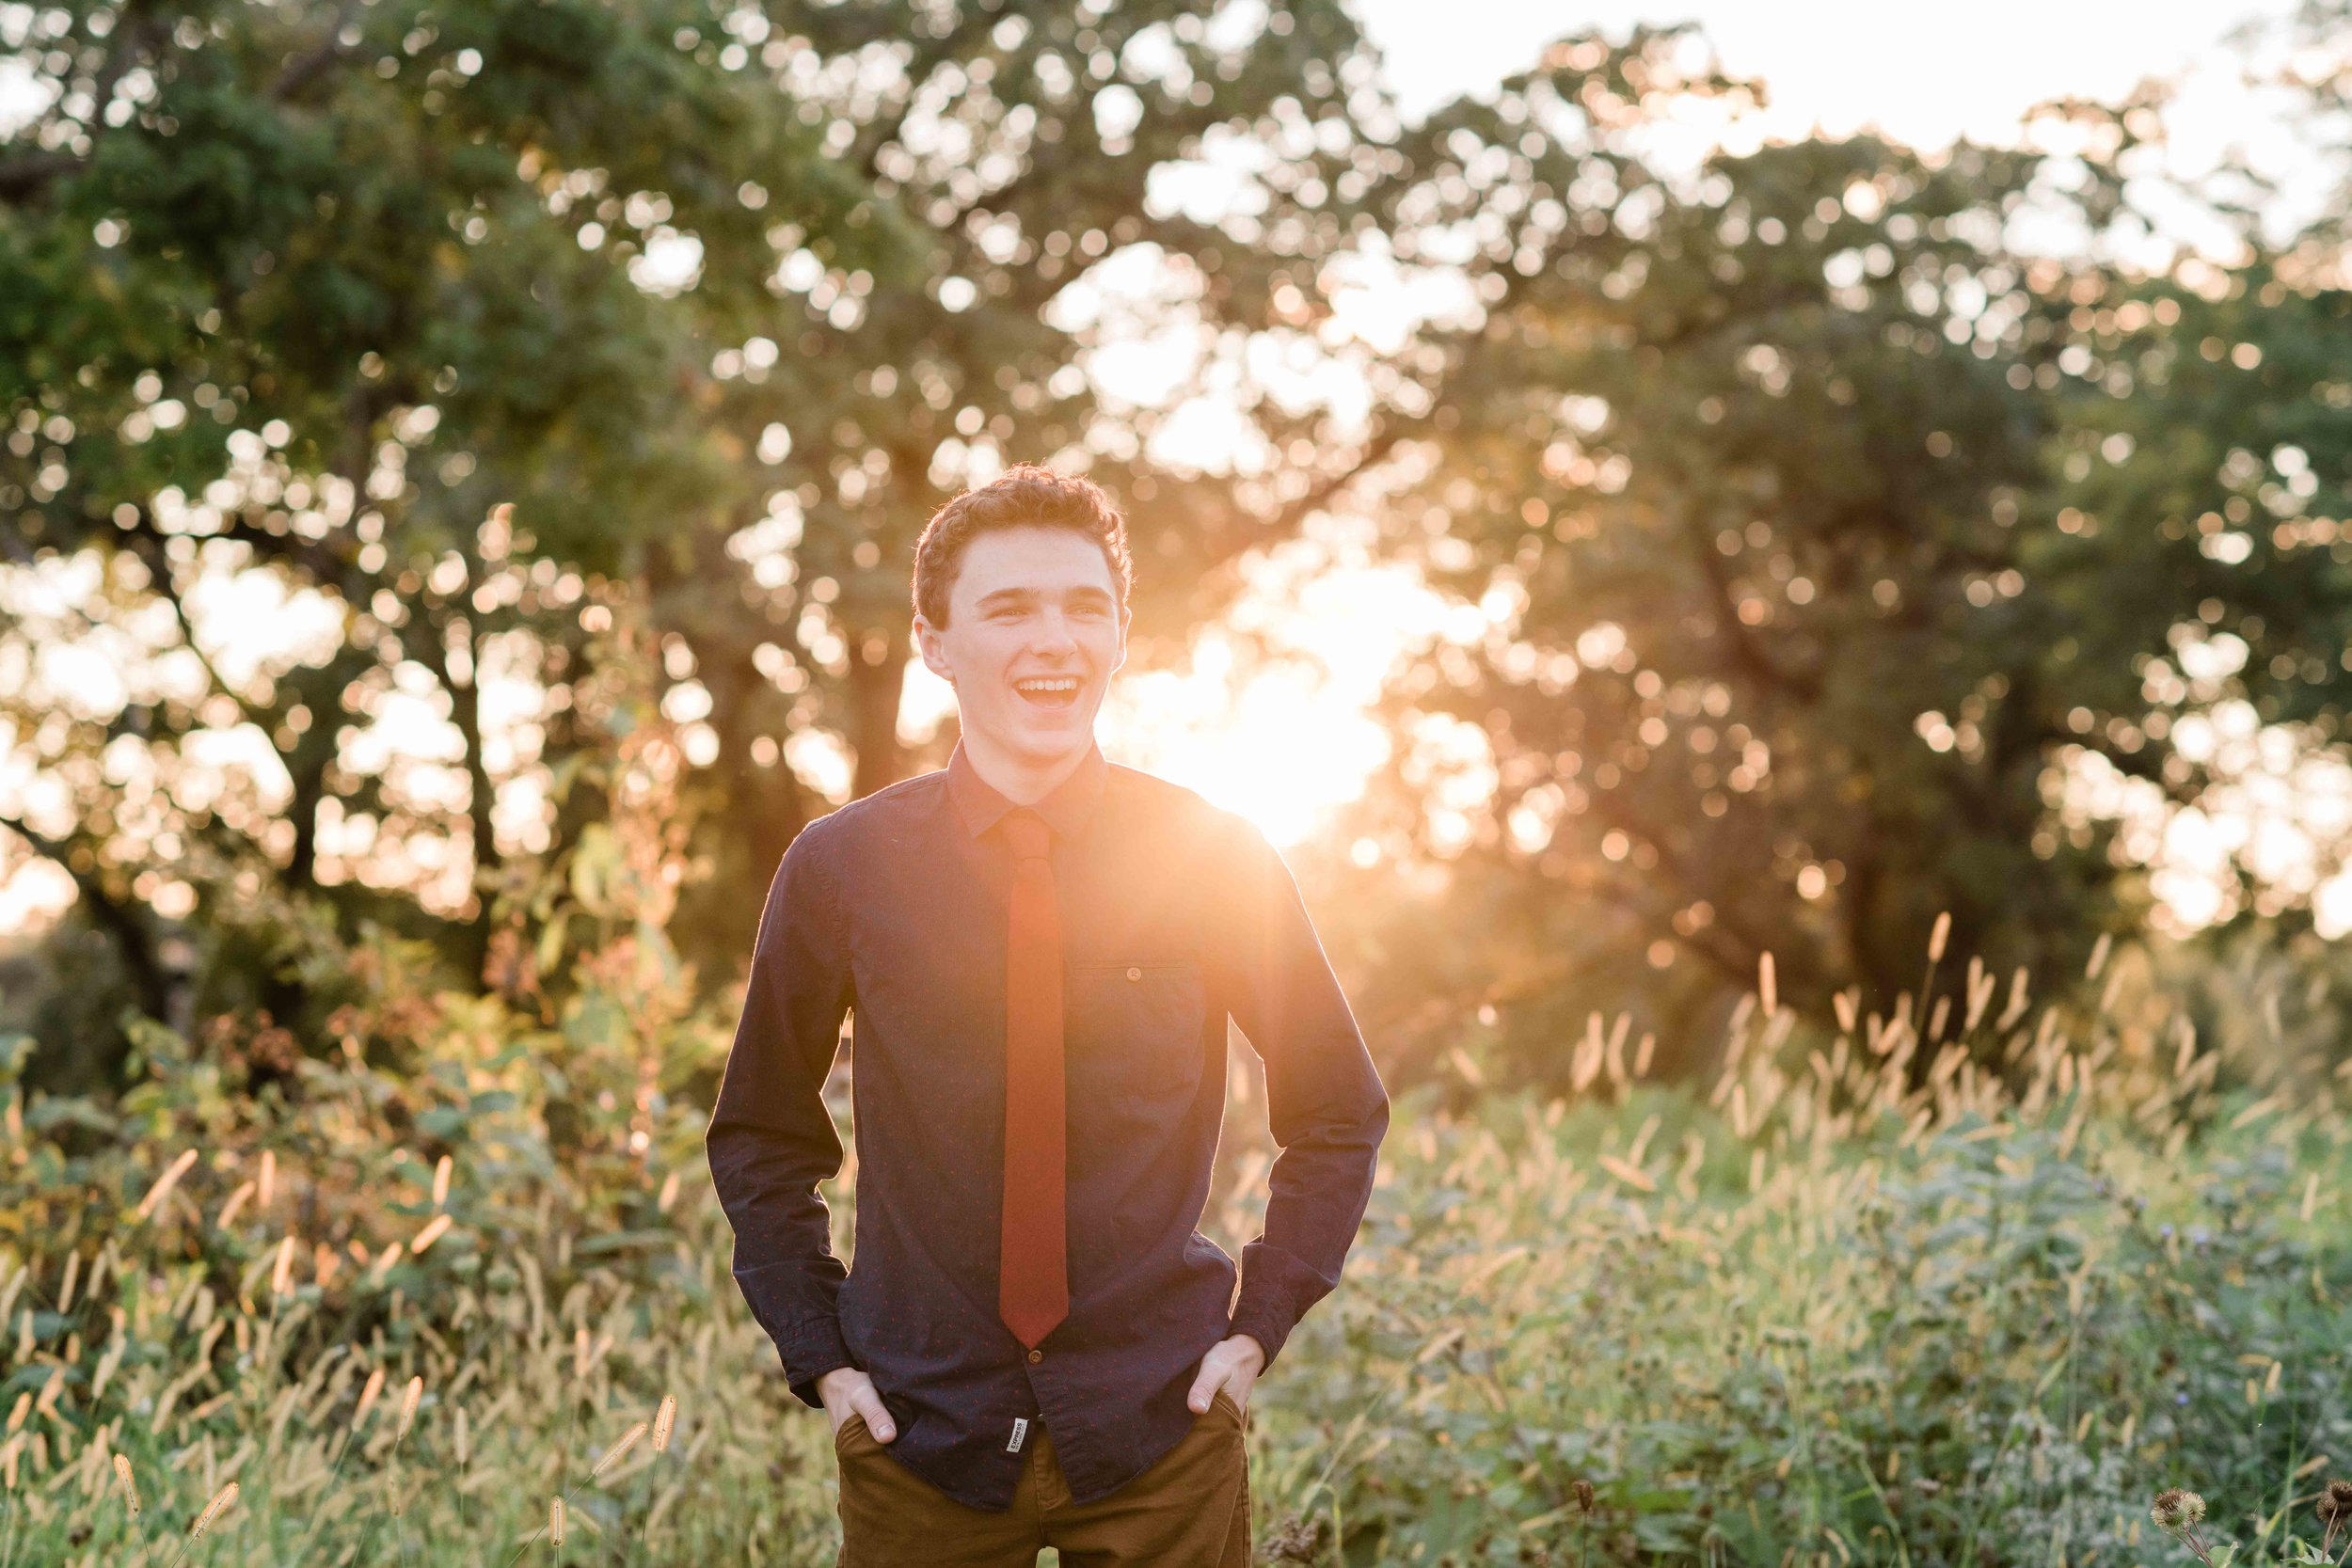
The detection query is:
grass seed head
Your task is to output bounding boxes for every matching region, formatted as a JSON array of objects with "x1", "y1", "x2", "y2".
[
  {"x1": 113, "y1": 1452, "x2": 138, "y2": 1515},
  {"x1": 652, "y1": 1394, "x2": 675, "y2": 1452},
  {"x1": 594, "y1": 1419, "x2": 648, "y2": 1479},
  {"x1": 191, "y1": 1479, "x2": 239, "y2": 1537},
  {"x1": 353, "y1": 1366, "x2": 386, "y2": 1429},
  {"x1": 135, "y1": 1148, "x2": 199, "y2": 1222},
  {"x1": 2320, "y1": 1479, "x2": 2352, "y2": 1527}
]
